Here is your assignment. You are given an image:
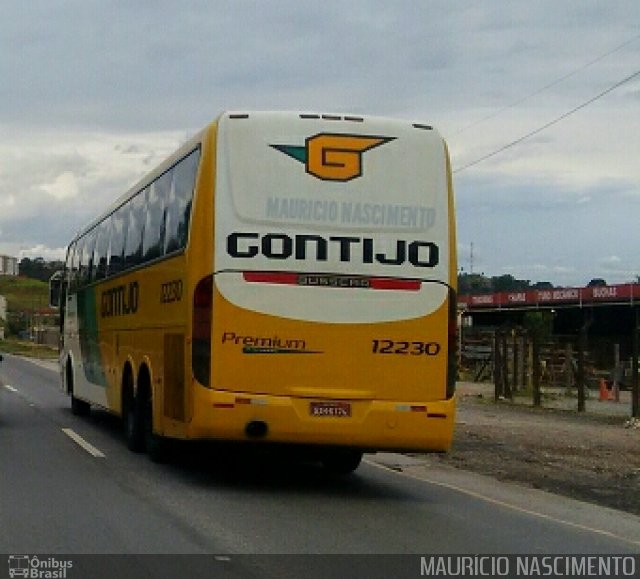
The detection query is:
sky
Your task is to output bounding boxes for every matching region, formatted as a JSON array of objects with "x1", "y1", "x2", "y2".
[{"x1": 0, "y1": 0, "x2": 639, "y2": 288}]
